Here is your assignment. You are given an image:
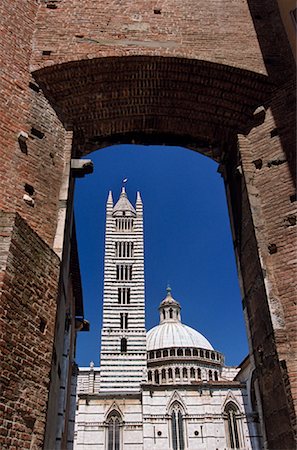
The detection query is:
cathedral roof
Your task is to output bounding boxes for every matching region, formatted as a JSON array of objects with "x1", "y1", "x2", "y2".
[
  {"x1": 112, "y1": 187, "x2": 136, "y2": 216},
  {"x1": 147, "y1": 322, "x2": 213, "y2": 351},
  {"x1": 147, "y1": 288, "x2": 214, "y2": 351}
]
